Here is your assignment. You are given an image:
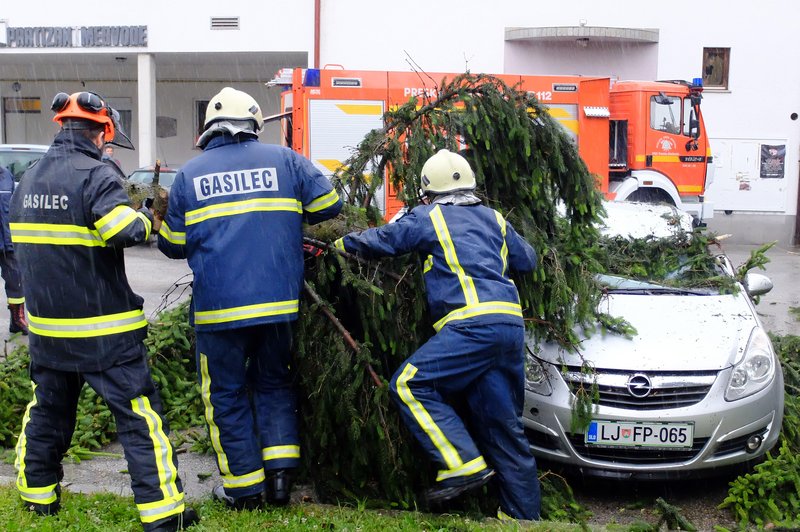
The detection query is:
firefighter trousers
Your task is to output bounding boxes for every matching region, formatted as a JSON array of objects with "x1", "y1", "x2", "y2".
[
  {"x1": 388, "y1": 320, "x2": 541, "y2": 520},
  {"x1": 196, "y1": 322, "x2": 300, "y2": 499},
  {"x1": 15, "y1": 352, "x2": 186, "y2": 527}
]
